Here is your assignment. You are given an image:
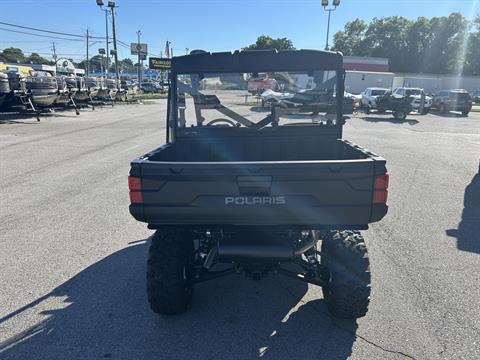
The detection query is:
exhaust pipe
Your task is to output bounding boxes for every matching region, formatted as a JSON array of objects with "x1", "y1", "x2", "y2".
[{"x1": 217, "y1": 232, "x2": 316, "y2": 260}]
